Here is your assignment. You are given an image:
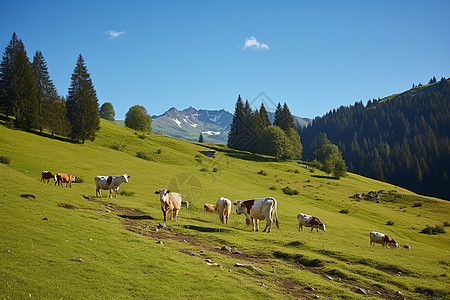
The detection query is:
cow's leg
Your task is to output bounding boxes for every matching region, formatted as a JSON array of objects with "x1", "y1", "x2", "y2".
[
  {"x1": 115, "y1": 187, "x2": 119, "y2": 198},
  {"x1": 109, "y1": 189, "x2": 113, "y2": 198},
  {"x1": 255, "y1": 219, "x2": 260, "y2": 231},
  {"x1": 263, "y1": 217, "x2": 272, "y2": 232},
  {"x1": 173, "y1": 209, "x2": 179, "y2": 221}
]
